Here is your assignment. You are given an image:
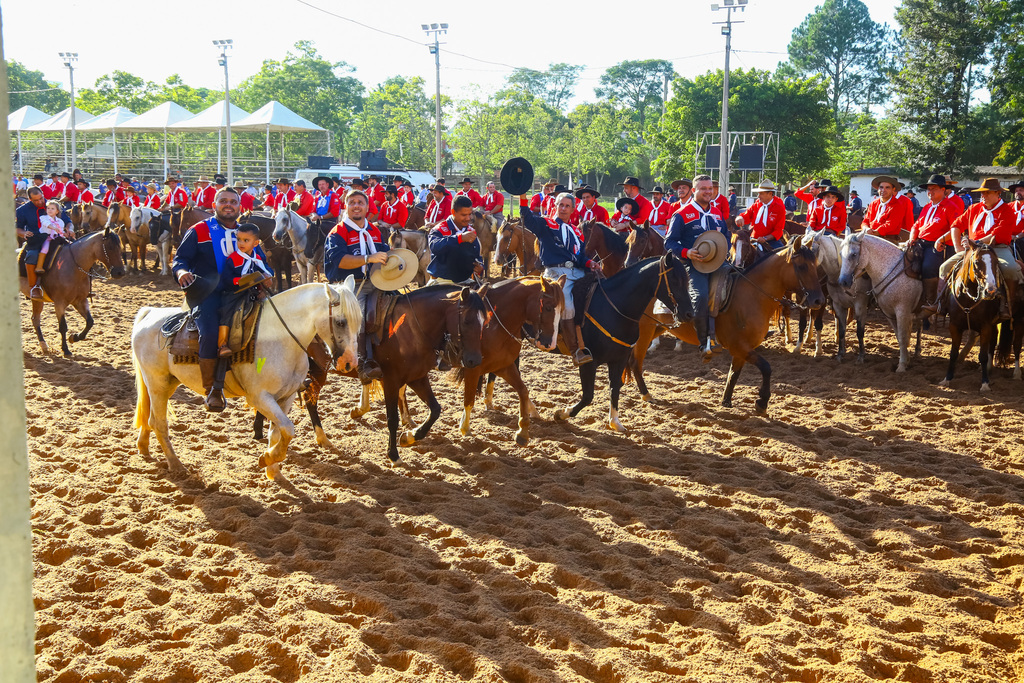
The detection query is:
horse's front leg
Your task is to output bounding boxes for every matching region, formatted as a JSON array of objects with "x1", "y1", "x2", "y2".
[
  {"x1": 495, "y1": 364, "x2": 532, "y2": 445},
  {"x1": 722, "y1": 354, "x2": 745, "y2": 408},
  {"x1": 142, "y1": 374, "x2": 185, "y2": 475},
  {"x1": 399, "y1": 385, "x2": 413, "y2": 428},
  {"x1": 69, "y1": 299, "x2": 94, "y2": 344},
  {"x1": 252, "y1": 391, "x2": 296, "y2": 480},
  {"x1": 484, "y1": 372, "x2": 497, "y2": 410},
  {"x1": 792, "y1": 308, "x2": 807, "y2": 354},
  {"x1": 54, "y1": 302, "x2": 73, "y2": 358},
  {"x1": 607, "y1": 359, "x2": 627, "y2": 433},
  {"x1": 383, "y1": 380, "x2": 403, "y2": 465},
  {"x1": 31, "y1": 300, "x2": 50, "y2": 355},
  {"x1": 557, "y1": 361, "x2": 597, "y2": 420},
  {"x1": 834, "y1": 302, "x2": 848, "y2": 362},
  {"x1": 460, "y1": 368, "x2": 481, "y2": 437},
  {"x1": 350, "y1": 382, "x2": 372, "y2": 419},
  {"x1": 979, "y1": 325, "x2": 994, "y2": 392},
  {"x1": 895, "y1": 310, "x2": 913, "y2": 372},
  {"x1": 748, "y1": 350, "x2": 773, "y2": 413},
  {"x1": 813, "y1": 306, "x2": 825, "y2": 358},
  {"x1": 402, "y1": 375, "x2": 442, "y2": 445},
  {"x1": 940, "y1": 325, "x2": 964, "y2": 387}
]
